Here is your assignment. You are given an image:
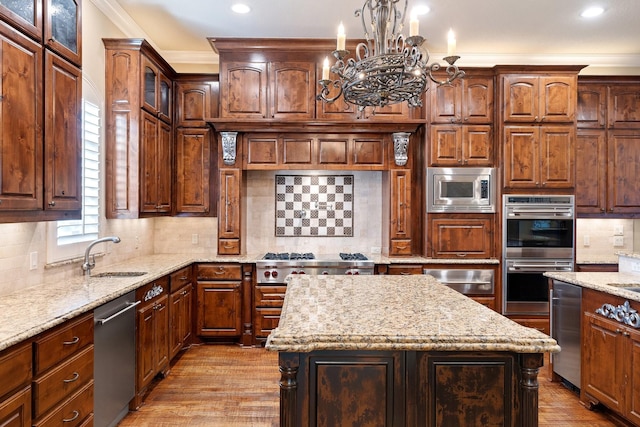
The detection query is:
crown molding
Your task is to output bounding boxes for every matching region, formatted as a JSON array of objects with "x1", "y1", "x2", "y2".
[
  {"x1": 163, "y1": 50, "x2": 218, "y2": 65},
  {"x1": 89, "y1": 0, "x2": 160, "y2": 52},
  {"x1": 454, "y1": 52, "x2": 640, "y2": 70}
]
